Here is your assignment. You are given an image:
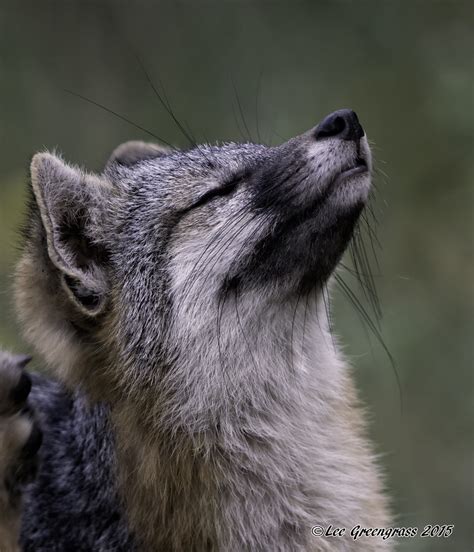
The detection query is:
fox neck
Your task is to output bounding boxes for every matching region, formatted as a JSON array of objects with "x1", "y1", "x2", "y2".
[{"x1": 110, "y1": 293, "x2": 341, "y2": 549}]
